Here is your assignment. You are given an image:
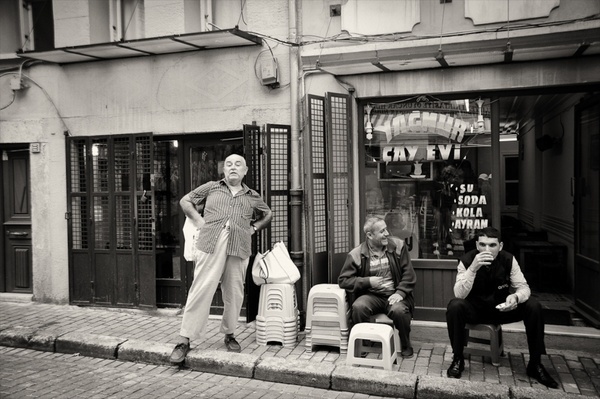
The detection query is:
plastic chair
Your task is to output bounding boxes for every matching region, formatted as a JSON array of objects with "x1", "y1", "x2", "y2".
[
  {"x1": 347, "y1": 323, "x2": 398, "y2": 370},
  {"x1": 463, "y1": 323, "x2": 504, "y2": 366}
]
